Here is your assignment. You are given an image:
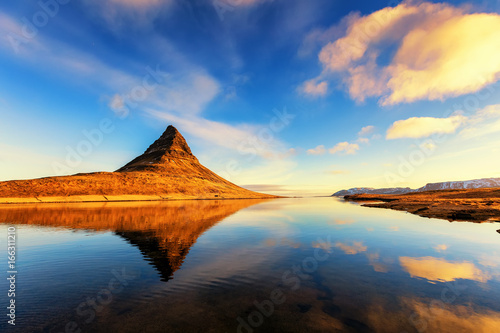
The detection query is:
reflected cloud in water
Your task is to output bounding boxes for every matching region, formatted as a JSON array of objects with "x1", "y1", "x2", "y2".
[{"x1": 399, "y1": 256, "x2": 489, "y2": 283}]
